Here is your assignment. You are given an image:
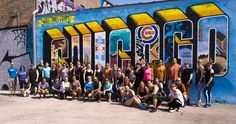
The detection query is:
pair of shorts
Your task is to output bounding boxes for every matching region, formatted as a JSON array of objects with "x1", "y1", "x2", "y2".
[{"x1": 9, "y1": 78, "x2": 17, "y2": 89}]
